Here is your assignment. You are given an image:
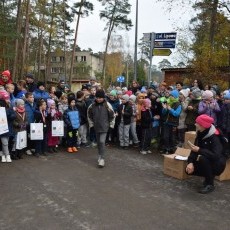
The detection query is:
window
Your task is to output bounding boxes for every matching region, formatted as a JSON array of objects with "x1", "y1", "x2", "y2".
[
  {"x1": 60, "y1": 56, "x2": 65, "y2": 62},
  {"x1": 51, "y1": 56, "x2": 57, "y2": 62},
  {"x1": 51, "y1": 67, "x2": 58, "y2": 73},
  {"x1": 81, "y1": 56, "x2": 86, "y2": 62},
  {"x1": 75, "y1": 56, "x2": 78, "y2": 62},
  {"x1": 59, "y1": 68, "x2": 64, "y2": 74}
]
